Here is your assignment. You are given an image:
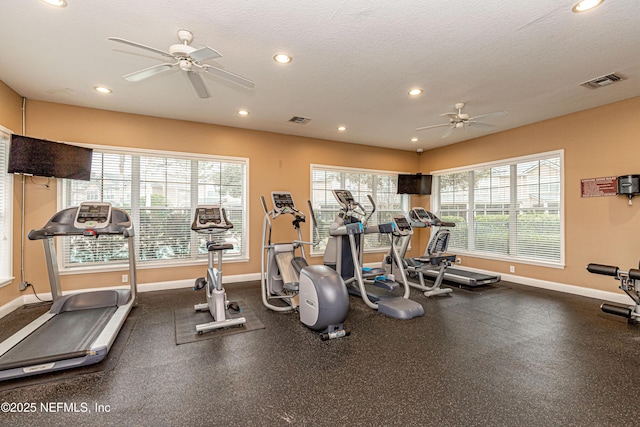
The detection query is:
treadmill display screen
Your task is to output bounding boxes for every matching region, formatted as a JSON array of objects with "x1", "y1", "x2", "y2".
[{"x1": 413, "y1": 208, "x2": 429, "y2": 220}]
